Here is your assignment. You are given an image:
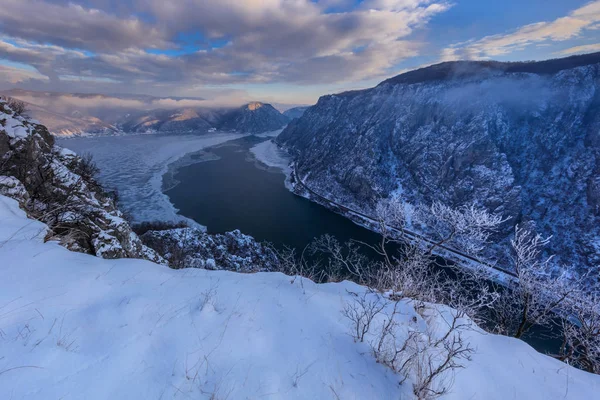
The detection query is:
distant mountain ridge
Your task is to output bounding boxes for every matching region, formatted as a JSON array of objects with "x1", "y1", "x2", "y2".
[
  {"x1": 277, "y1": 52, "x2": 600, "y2": 272},
  {"x1": 283, "y1": 106, "x2": 310, "y2": 119},
  {"x1": 216, "y1": 102, "x2": 290, "y2": 133},
  {"x1": 2, "y1": 90, "x2": 290, "y2": 136}
]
